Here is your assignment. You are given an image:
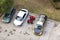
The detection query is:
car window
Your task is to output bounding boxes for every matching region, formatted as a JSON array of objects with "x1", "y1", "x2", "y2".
[
  {"x1": 16, "y1": 13, "x2": 26, "y2": 21},
  {"x1": 8, "y1": 8, "x2": 14, "y2": 15},
  {"x1": 8, "y1": 15, "x2": 11, "y2": 18},
  {"x1": 10, "y1": 9, "x2": 13, "y2": 15},
  {"x1": 40, "y1": 18, "x2": 44, "y2": 22},
  {"x1": 22, "y1": 13, "x2": 26, "y2": 19},
  {"x1": 21, "y1": 10, "x2": 26, "y2": 12},
  {"x1": 5, "y1": 14, "x2": 10, "y2": 18},
  {"x1": 16, "y1": 16, "x2": 22, "y2": 21},
  {"x1": 11, "y1": 8, "x2": 15, "y2": 14},
  {"x1": 5, "y1": 14, "x2": 8, "y2": 17},
  {"x1": 37, "y1": 25, "x2": 42, "y2": 30},
  {"x1": 11, "y1": 9, "x2": 13, "y2": 14},
  {"x1": 23, "y1": 13, "x2": 26, "y2": 18}
]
